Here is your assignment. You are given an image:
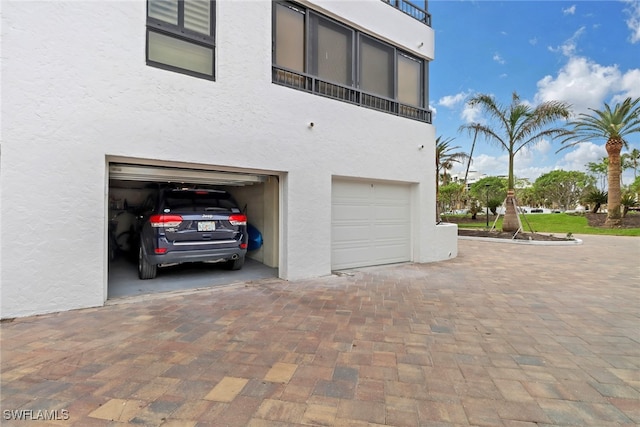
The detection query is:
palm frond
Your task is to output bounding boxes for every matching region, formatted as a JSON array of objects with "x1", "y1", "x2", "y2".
[
  {"x1": 463, "y1": 91, "x2": 572, "y2": 190},
  {"x1": 560, "y1": 97, "x2": 640, "y2": 151}
]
